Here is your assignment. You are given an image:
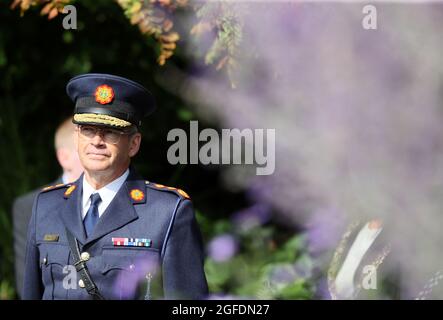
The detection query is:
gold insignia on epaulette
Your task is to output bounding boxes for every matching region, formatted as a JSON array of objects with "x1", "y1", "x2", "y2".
[
  {"x1": 148, "y1": 182, "x2": 190, "y2": 199},
  {"x1": 177, "y1": 189, "x2": 190, "y2": 199},
  {"x1": 42, "y1": 183, "x2": 65, "y2": 192},
  {"x1": 64, "y1": 185, "x2": 76, "y2": 197}
]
